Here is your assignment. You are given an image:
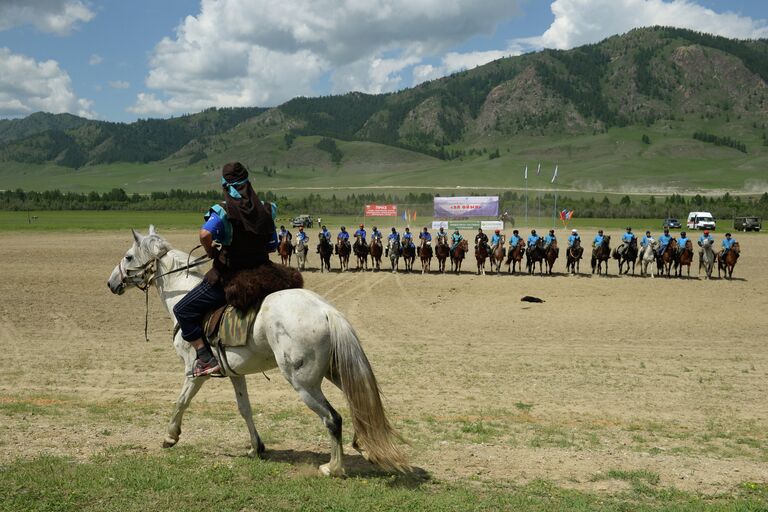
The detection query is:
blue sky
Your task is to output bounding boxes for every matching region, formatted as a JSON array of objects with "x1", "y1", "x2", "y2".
[{"x1": 0, "y1": 0, "x2": 765, "y2": 122}]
